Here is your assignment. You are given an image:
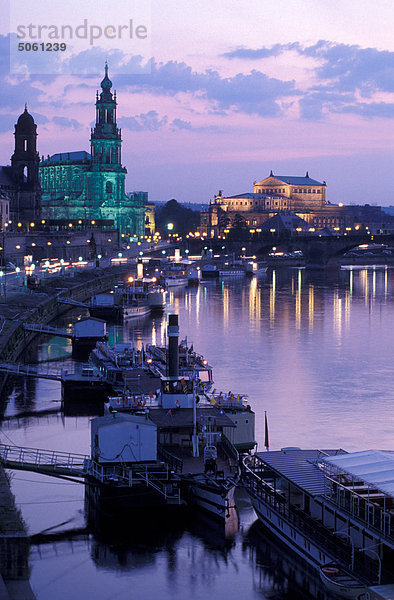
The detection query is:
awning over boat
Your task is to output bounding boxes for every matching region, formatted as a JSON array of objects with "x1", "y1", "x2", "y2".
[
  {"x1": 148, "y1": 407, "x2": 236, "y2": 429},
  {"x1": 255, "y1": 449, "x2": 345, "y2": 496},
  {"x1": 322, "y1": 450, "x2": 394, "y2": 498}
]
